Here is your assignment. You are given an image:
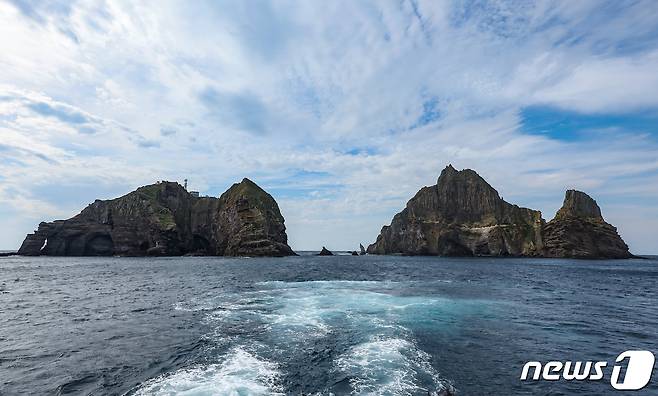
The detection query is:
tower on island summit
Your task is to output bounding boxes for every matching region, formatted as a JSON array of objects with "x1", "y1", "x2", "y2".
[{"x1": 184, "y1": 178, "x2": 200, "y2": 197}]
